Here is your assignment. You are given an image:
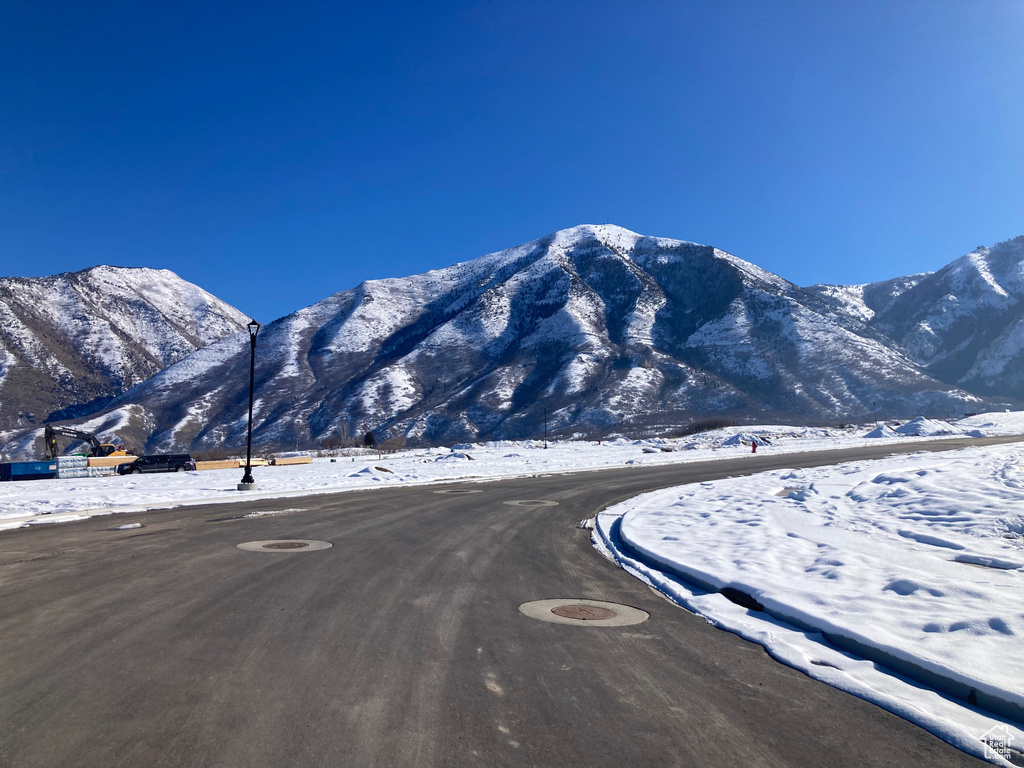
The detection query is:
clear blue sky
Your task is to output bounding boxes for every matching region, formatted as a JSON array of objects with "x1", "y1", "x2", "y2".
[{"x1": 2, "y1": 1, "x2": 1022, "y2": 323}]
